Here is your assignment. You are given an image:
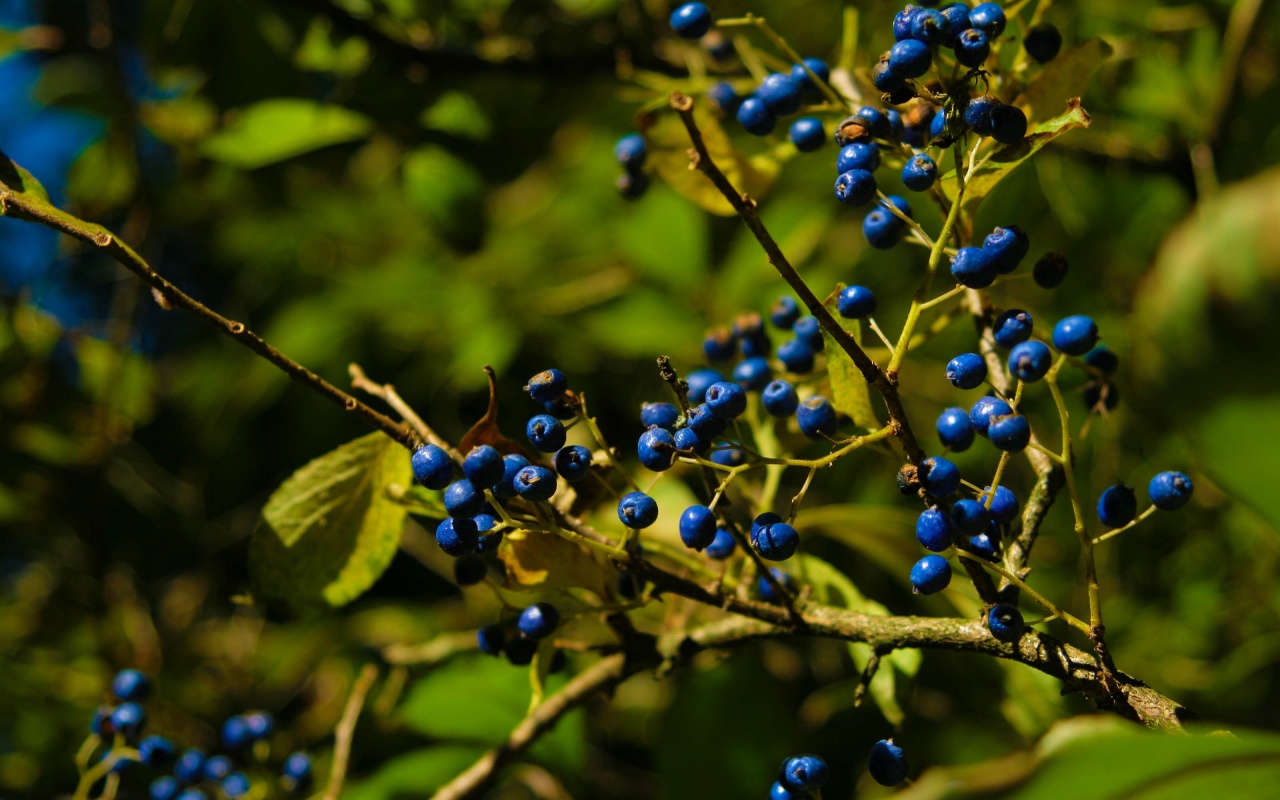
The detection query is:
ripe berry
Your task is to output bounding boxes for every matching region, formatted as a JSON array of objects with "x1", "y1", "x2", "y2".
[
  {"x1": 463, "y1": 445, "x2": 504, "y2": 488},
  {"x1": 754, "y1": 519, "x2": 800, "y2": 561},
  {"x1": 493, "y1": 455, "x2": 530, "y2": 500},
  {"x1": 705, "y1": 527, "x2": 737, "y2": 560},
  {"x1": 797, "y1": 396, "x2": 837, "y2": 439},
  {"x1": 737, "y1": 96, "x2": 776, "y2": 136},
  {"x1": 970, "y1": 395, "x2": 1013, "y2": 437},
  {"x1": 921, "y1": 455, "x2": 961, "y2": 496},
  {"x1": 544, "y1": 395, "x2": 577, "y2": 420},
  {"x1": 283, "y1": 753, "x2": 313, "y2": 783},
  {"x1": 150, "y1": 776, "x2": 179, "y2": 800},
  {"x1": 863, "y1": 207, "x2": 906, "y2": 249},
  {"x1": 552, "y1": 445, "x2": 592, "y2": 482},
  {"x1": 955, "y1": 27, "x2": 990, "y2": 66},
  {"x1": 888, "y1": 38, "x2": 932, "y2": 78},
  {"x1": 204, "y1": 755, "x2": 233, "y2": 781},
  {"x1": 940, "y1": 2, "x2": 970, "y2": 32},
  {"x1": 946, "y1": 352, "x2": 988, "y2": 390},
  {"x1": 1149, "y1": 471, "x2": 1193, "y2": 510},
  {"x1": 517, "y1": 602, "x2": 560, "y2": 640},
  {"x1": 110, "y1": 702, "x2": 146, "y2": 740},
  {"x1": 950, "y1": 246, "x2": 998, "y2": 288},
  {"x1": 886, "y1": 109, "x2": 906, "y2": 141},
  {"x1": 112, "y1": 669, "x2": 151, "y2": 702},
  {"x1": 993, "y1": 309, "x2": 1033, "y2": 347},
  {"x1": 758, "y1": 72, "x2": 803, "y2": 115},
  {"x1": 222, "y1": 774, "x2": 251, "y2": 799},
  {"x1": 615, "y1": 133, "x2": 646, "y2": 172},
  {"x1": 679, "y1": 505, "x2": 718, "y2": 551},
  {"x1": 856, "y1": 106, "x2": 892, "y2": 139},
  {"x1": 793, "y1": 316, "x2": 824, "y2": 351},
  {"x1": 965, "y1": 529, "x2": 1000, "y2": 561},
  {"x1": 916, "y1": 506, "x2": 954, "y2": 552},
  {"x1": 637, "y1": 427, "x2": 677, "y2": 471},
  {"x1": 771, "y1": 296, "x2": 801, "y2": 329},
  {"x1": 1033, "y1": 252, "x2": 1069, "y2": 288},
  {"x1": 770, "y1": 782, "x2": 797, "y2": 800},
  {"x1": 985, "y1": 225, "x2": 1030, "y2": 273},
  {"x1": 965, "y1": 95, "x2": 1001, "y2": 136},
  {"x1": 505, "y1": 635, "x2": 538, "y2": 666},
  {"x1": 789, "y1": 117, "x2": 825, "y2": 152},
  {"x1": 444, "y1": 479, "x2": 485, "y2": 518},
  {"x1": 174, "y1": 749, "x2": 206, "y2": 784},
  {"x1": 674, "y1": 426, "x2": 708, "y2": 453},
  {"x1": 777, "y1": 338, "x2": 816, "y2": 373},
  {"x1": 837, "y1": 285, "x2": 877, "y2": 319},
  {"x1": 757, "y1": 567, "x2": 796, "y2": 603},
  {"x1": 641, "y1": 402, "x2": 680, "y2": 430},
  {"x1": 911, "y1": 554, "x2": 951, "y2": 594},
  {"x1": 1097, "y1": 484, "x2": 1137, "y2": 527},
  {"x1": 988, "y1": 603, "x2": 1025, "y2": 642},
  {"x1": 436, "y1": 516, "x2": 479, "y2": 557},
  {"x1": 936, "y1": 406, "x2": 974, "y2": 451},
  {"x1": 476, "y1": 516, "x2": 503, "y2": 553},
  {"x1": 837, "y1": 141, "x2": 881, "y2": 173},
  {"x1": 618, "y1": 491, "x2": 659, "y2": 529},
  {"x1": 477, "y1": 624, "x2": 505, "y2": 656},
  {"x1": 989, "y1": 413, "x2": 1032, "y2": 452},
  {"x1": 835, "y1": 169, "x2": 877, "y2": 205},
  {"x1": 669, "y1": 2, "x2": 712, "y2": 39},
  {"x1": 526, "y1": 414, "x2": 567, "y2": 453},
  {"x1": 989, "y1": 104, "x2": 1029, "y2": 144},
  {"x1": 616, "y1": 172, "x2": 649, "y2": 200},
  {"x1": 525, "y1": 369, "x2": 567, "y2": 403},
  {"x1": 685, "y1": 368, "x2": 723, "y2": 404},
  {"x1": 762, "y1": 379, "x2": 800, "y2": 417},
  {"x1": 245, "y1": 710, "x2": 273, "y2": 740},
  {"x1": 929, "y1": 108, "x2": 947, "y2": 139},
  {"x1": 1084, "y1": 346, "x2": 1120, "y2": 377},
  {"x1": 781, "y1": 754, "x2": 829, "y2": 791},
  {"x1": 902, "y1": 152, "x2": 938, "y2": 191},
  {"x1": 910, "y1": 9, "x2": 950, "y2": 45},
  {"x1": 513, "y1": 465, "x2": 558, "y2": 501},
  {"x1": 707, "y1": 81, "x2": 740, "y2": 115},
  {"x1": 91, "y1": 706, "x2": 113, "y2": 736},
  {"x1": 733, "y1": 356, "x2": 773, "y2": 390},
  {"x1": 176, "y1": 790, "x2": 208, "y2": 800},
  {"x1": 792, "y1": 58, "x2": 831, "y2": 95},
  {"x1": 1024, "y1": 23, "x2": 1063, "y2": 63},
  {"x1": 951, "y1": 498, "x2": 991, "y2": 535},
  {"x1": 1008, "y1": 340, "x2": 1052, "y2": 382},
  {"x1": 869, "y1": 739, "x2": 908, "y2": 786},
  {"x1": 454, "y1": 555, "x2": 487, "y2": 586},
  {"x1": 687, "y1": 403, "x2": 729, "y2": 439},
  {"x1": 411, "y1": 444, "x2": 454, "y2": 490},
  {"x1": 893, "y1": 6, "x2": 922, "y2": 40},
  {"x1": 981, "y1": 485, "x2": 1020, "y2": 524},
  {"x1": 138, "y1": 736, "x2": 175, "y2": 766},
  {"x1": 1052, "y1": 315, "x2": 1100, "y2": 355},
  {"x1": 968, "y1": 2, "x2": 1007, "y2": 36}
]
